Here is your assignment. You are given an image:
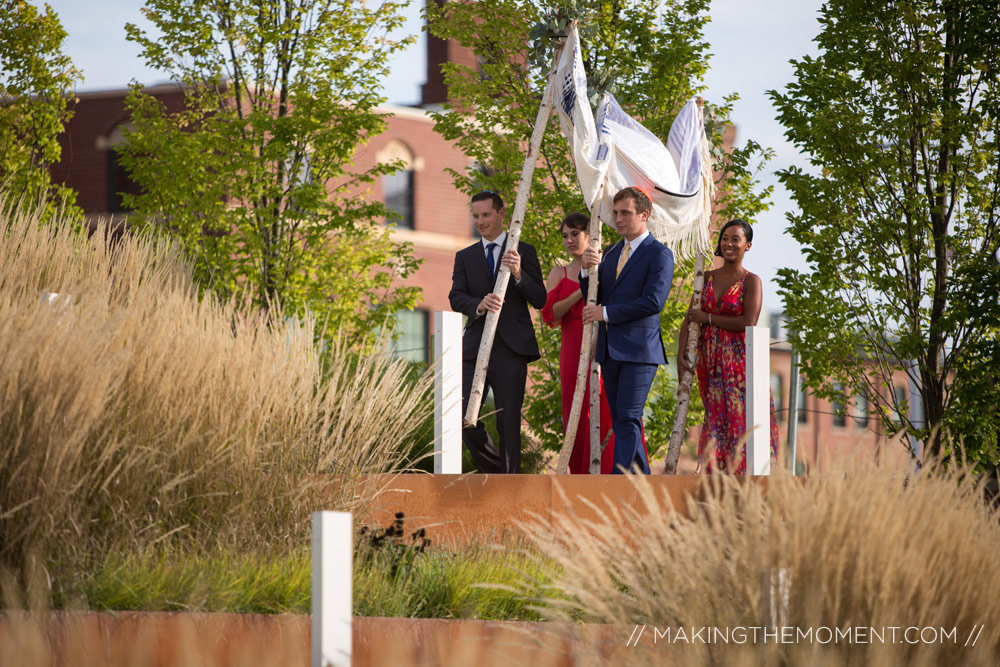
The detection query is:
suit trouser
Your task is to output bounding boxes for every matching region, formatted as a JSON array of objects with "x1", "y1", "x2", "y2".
[
  {"x1": 461, "y1": 338, "x2": 529, "y2": 474},
  {"x1": 601, "y1": 356, "x2": 657, "y2": 474}
]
